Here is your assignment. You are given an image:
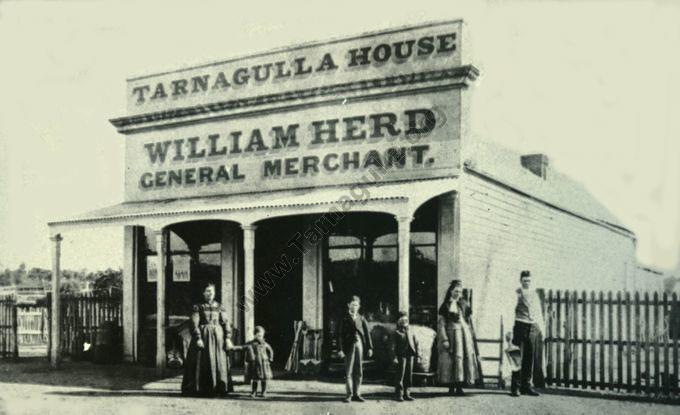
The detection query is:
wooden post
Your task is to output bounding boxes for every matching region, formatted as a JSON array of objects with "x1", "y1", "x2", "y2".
[
  {"x1": 672, "y1": 293, "x2": 679, "y2": 396},
  {"x1": 653, "y1": 292, "x2": 660, "y2": 393},
  {"x1": 607, "y1": 291, "x2": 614, "y2": 390},
  {"x1": 616, "y1": 291, "x2": 623, "y2": 391},
  {"x1": 563, "y1": 291, "x2": 571, "y2": 387},
  {"x1": 50, "y1": 233, "x2": 63, "y2": 368},
  {"x1": 581, "y1": 290, "x2": 588, "y2": 389},
  {"x1": 555, "y1": 290, "x2": 562, "y2": 386},
  {"x1": 662, "y1": 292, "x2": 669, "y2": 396},
  {"x1": 599, "y1": 291, "x2": 605, "y2": 390},
  {"x1": 546, "y1": 290, "x2": 554, "y2": 385},
  {"x1": 242, "y1": 224, "x2": 256, "y2": 342},
  {"x1": 625, "y1": 291, "x2": 632, "y2": 392},
  {"x1": 634, "y1": 291, "x2": 641, "y2": 393},
  {"x1": 590, "y1": 291, "x2": 596, "y2": 390},
  {"x1": 396, "y1": 215, "x2": 412, "y2": 315},
  {"x1": 572, "y1": 291, "x2": 579, "y2": 388},
  {"x1": 644, "y1": 292, "x2": 650, "y2": 394},
  {"x1": 154, "y1": 229, "x2": 167, "y2": 376}
]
